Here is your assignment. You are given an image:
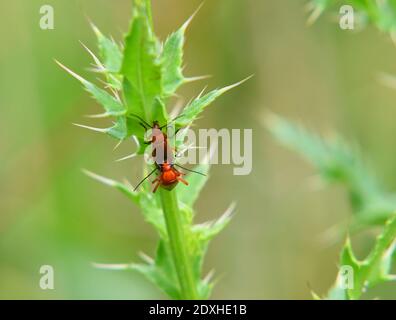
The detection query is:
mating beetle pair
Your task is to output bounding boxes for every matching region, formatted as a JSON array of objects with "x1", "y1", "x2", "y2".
[{"x1": 132, "y1": 116, "x2": 204, "y2": 193}]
